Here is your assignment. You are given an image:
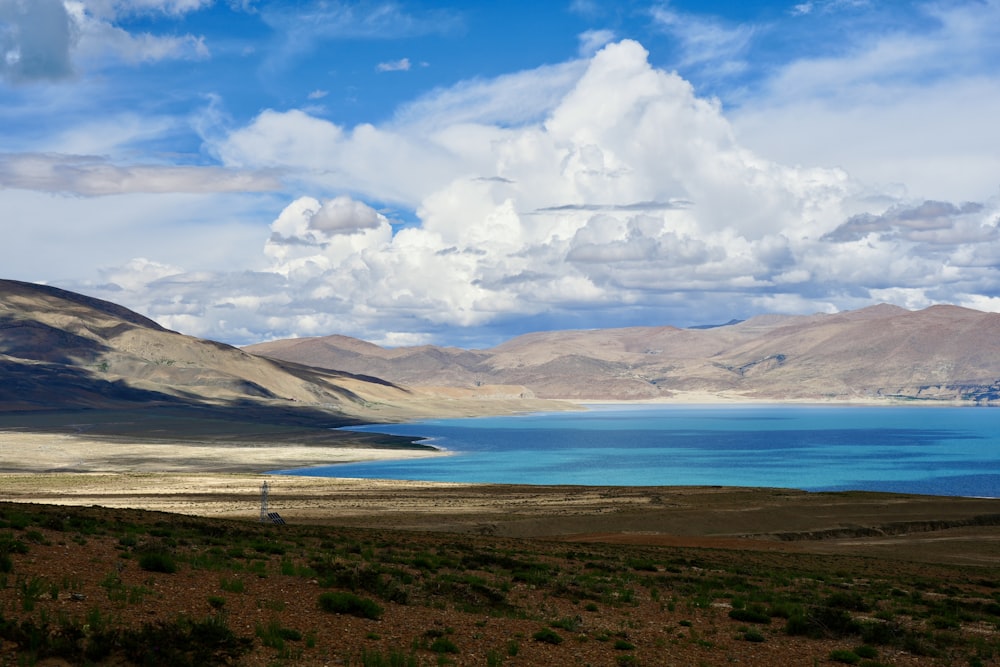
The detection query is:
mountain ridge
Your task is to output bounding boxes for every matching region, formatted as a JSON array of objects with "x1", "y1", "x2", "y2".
[
  {"x1": 4, "y1": 277, "x2": 998, "y2": 411},
  {"x1": 247, "y1": 303, "x2": 1000, "y2": 404}
]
